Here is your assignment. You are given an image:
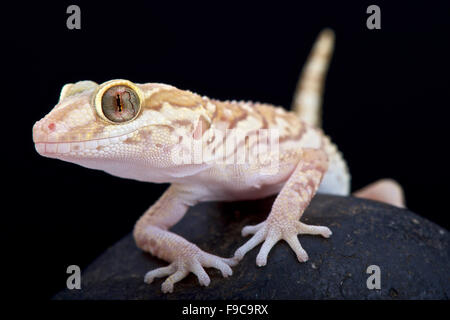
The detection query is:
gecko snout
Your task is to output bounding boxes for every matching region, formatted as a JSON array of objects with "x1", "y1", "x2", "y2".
[{"x1": 33, "y1": 119, "x2": 70, "y2": 157}]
